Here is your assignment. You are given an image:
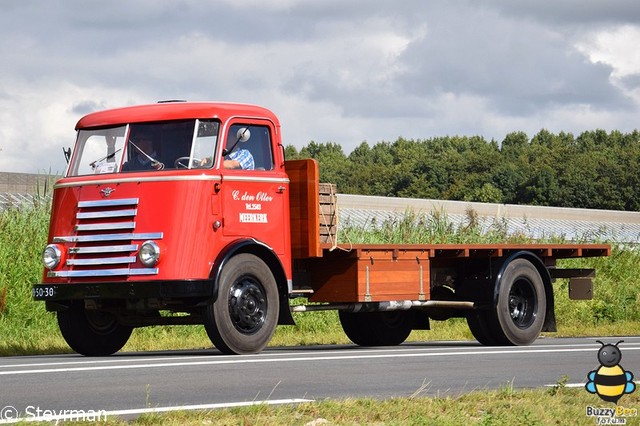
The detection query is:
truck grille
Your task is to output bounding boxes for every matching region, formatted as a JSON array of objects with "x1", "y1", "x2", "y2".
[{"x1": 48, "y1": 198, "x2": 163, "y2": 278}]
